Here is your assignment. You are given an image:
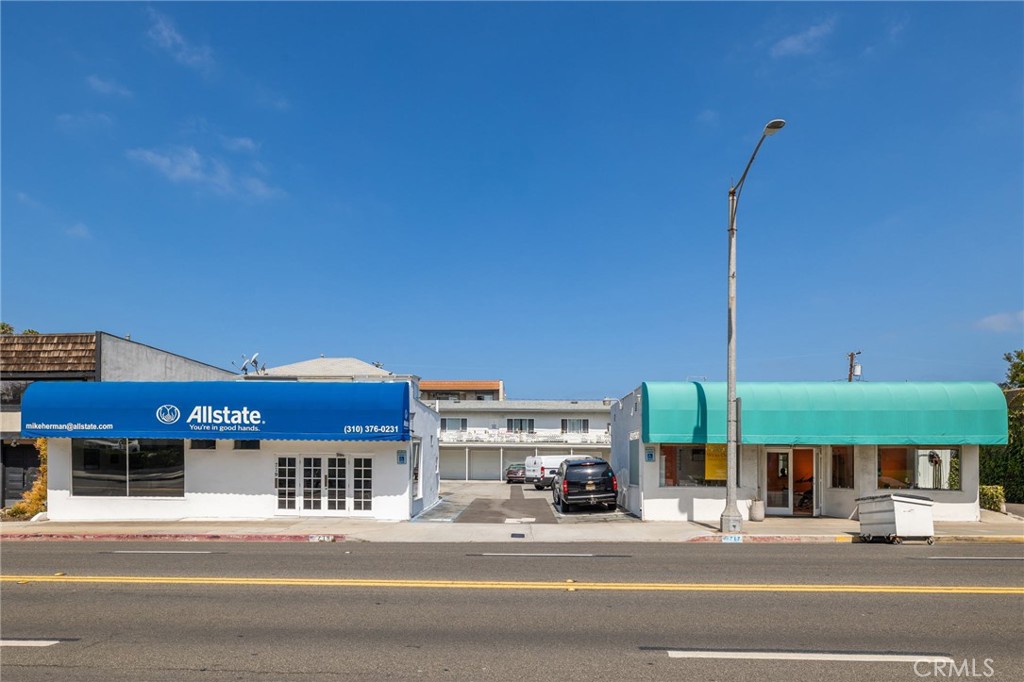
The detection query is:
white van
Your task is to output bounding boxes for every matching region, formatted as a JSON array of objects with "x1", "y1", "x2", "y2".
[{"x1": 525, "y1": 454, "x2": 587, "y2": 489}]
